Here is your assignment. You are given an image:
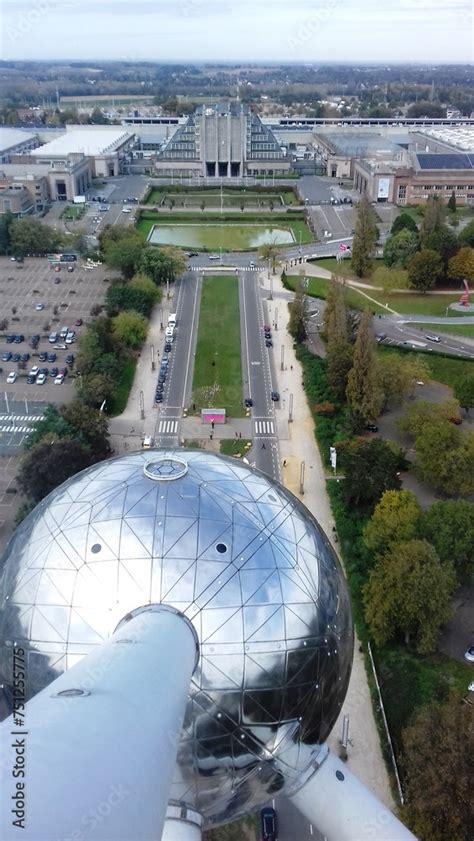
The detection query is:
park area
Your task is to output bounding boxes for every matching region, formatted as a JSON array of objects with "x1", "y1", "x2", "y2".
[
  {"x1": 191, "y1": 274, "x2": 244, "y2": 417},
  {"x1": 146, "y1": 186, "x2": 299, "y2": 208}
]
